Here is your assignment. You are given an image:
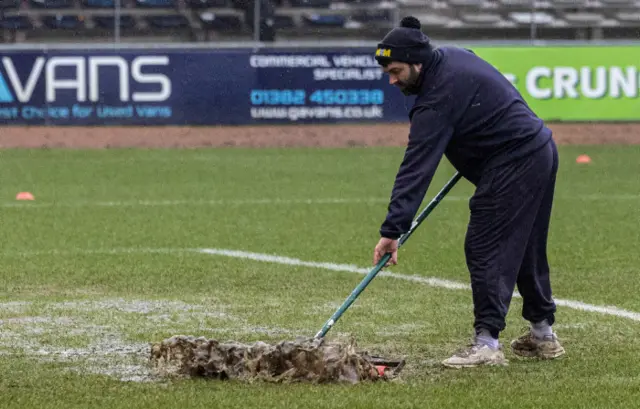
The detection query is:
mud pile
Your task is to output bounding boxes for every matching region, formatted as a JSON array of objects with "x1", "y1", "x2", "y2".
[{"x1": 149, "y1": 335, "x2": 404, "y2": 384}]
